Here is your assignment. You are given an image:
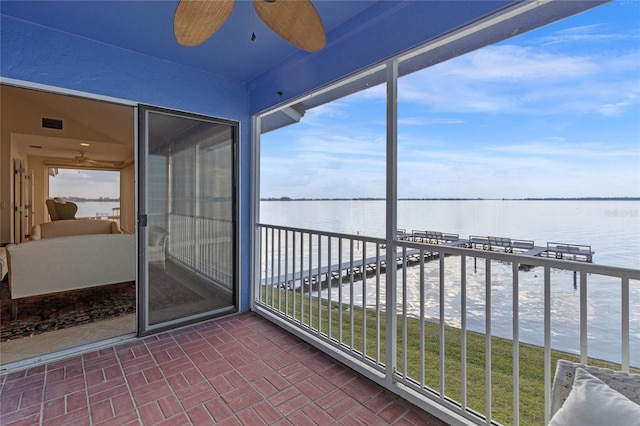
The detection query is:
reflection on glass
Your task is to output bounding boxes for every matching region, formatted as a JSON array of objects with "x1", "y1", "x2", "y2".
[{"x1": 146, "y1": 112, "x2": 235, "y2": 325}]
